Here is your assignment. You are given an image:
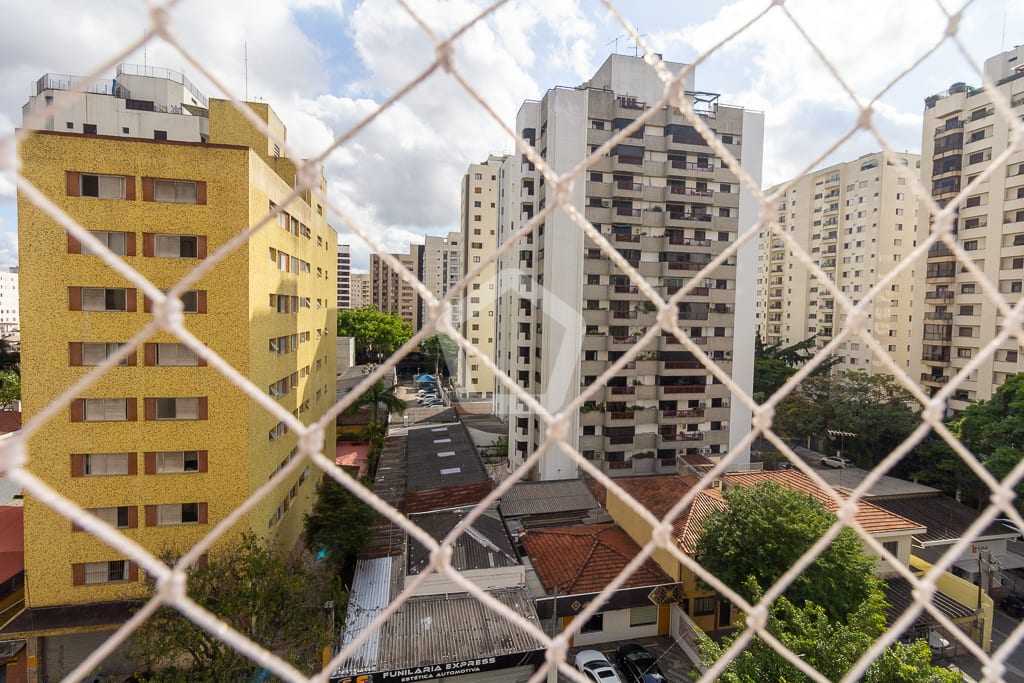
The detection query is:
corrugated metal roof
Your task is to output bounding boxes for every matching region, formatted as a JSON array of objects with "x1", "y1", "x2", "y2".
[
  {"x1": 406, "y1": 422, "x2": 489, "y2": 492},
  {"x1": 407, "y1": 505, "x2": 519, "y2": 575},
  {"x1": 500, "y1": 480, "x2": 602, "y2": 518},
  {"x1": 334, "y1": 587, "x2": 544, "y2": 677},
  {"x1": 337, "y1": 556, "x2": 394, "y2": 672},
  {"x1": 872, "y1": 494, "x2": 1017, "y2": 545}
]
